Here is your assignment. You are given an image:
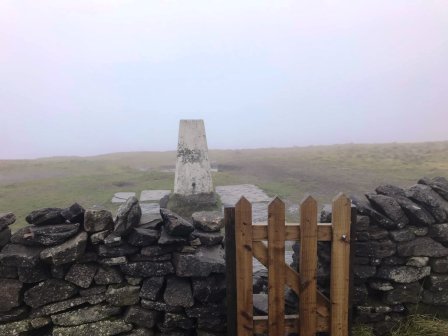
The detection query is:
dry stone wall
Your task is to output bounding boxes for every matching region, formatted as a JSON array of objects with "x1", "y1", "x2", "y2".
[{"x1": 0, "y1": 198, "x2": 226, "y2": 336}]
